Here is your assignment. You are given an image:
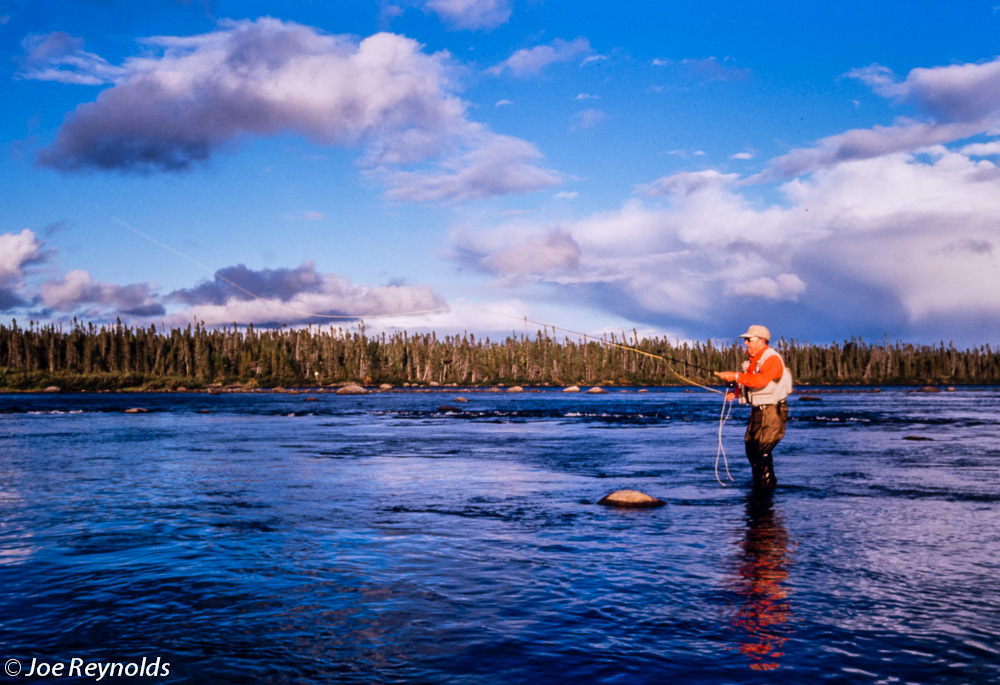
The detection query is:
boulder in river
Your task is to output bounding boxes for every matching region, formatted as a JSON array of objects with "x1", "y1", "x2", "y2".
[
  {"x1": 563, "y1": 385, "x2": 581, "y2": 393},
  {"x1": 597, "y1": 490, "x2": 665, "y2": 508},
  {"x1": 336, "y1": 384, "x2": 368, "y2": 395}
]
